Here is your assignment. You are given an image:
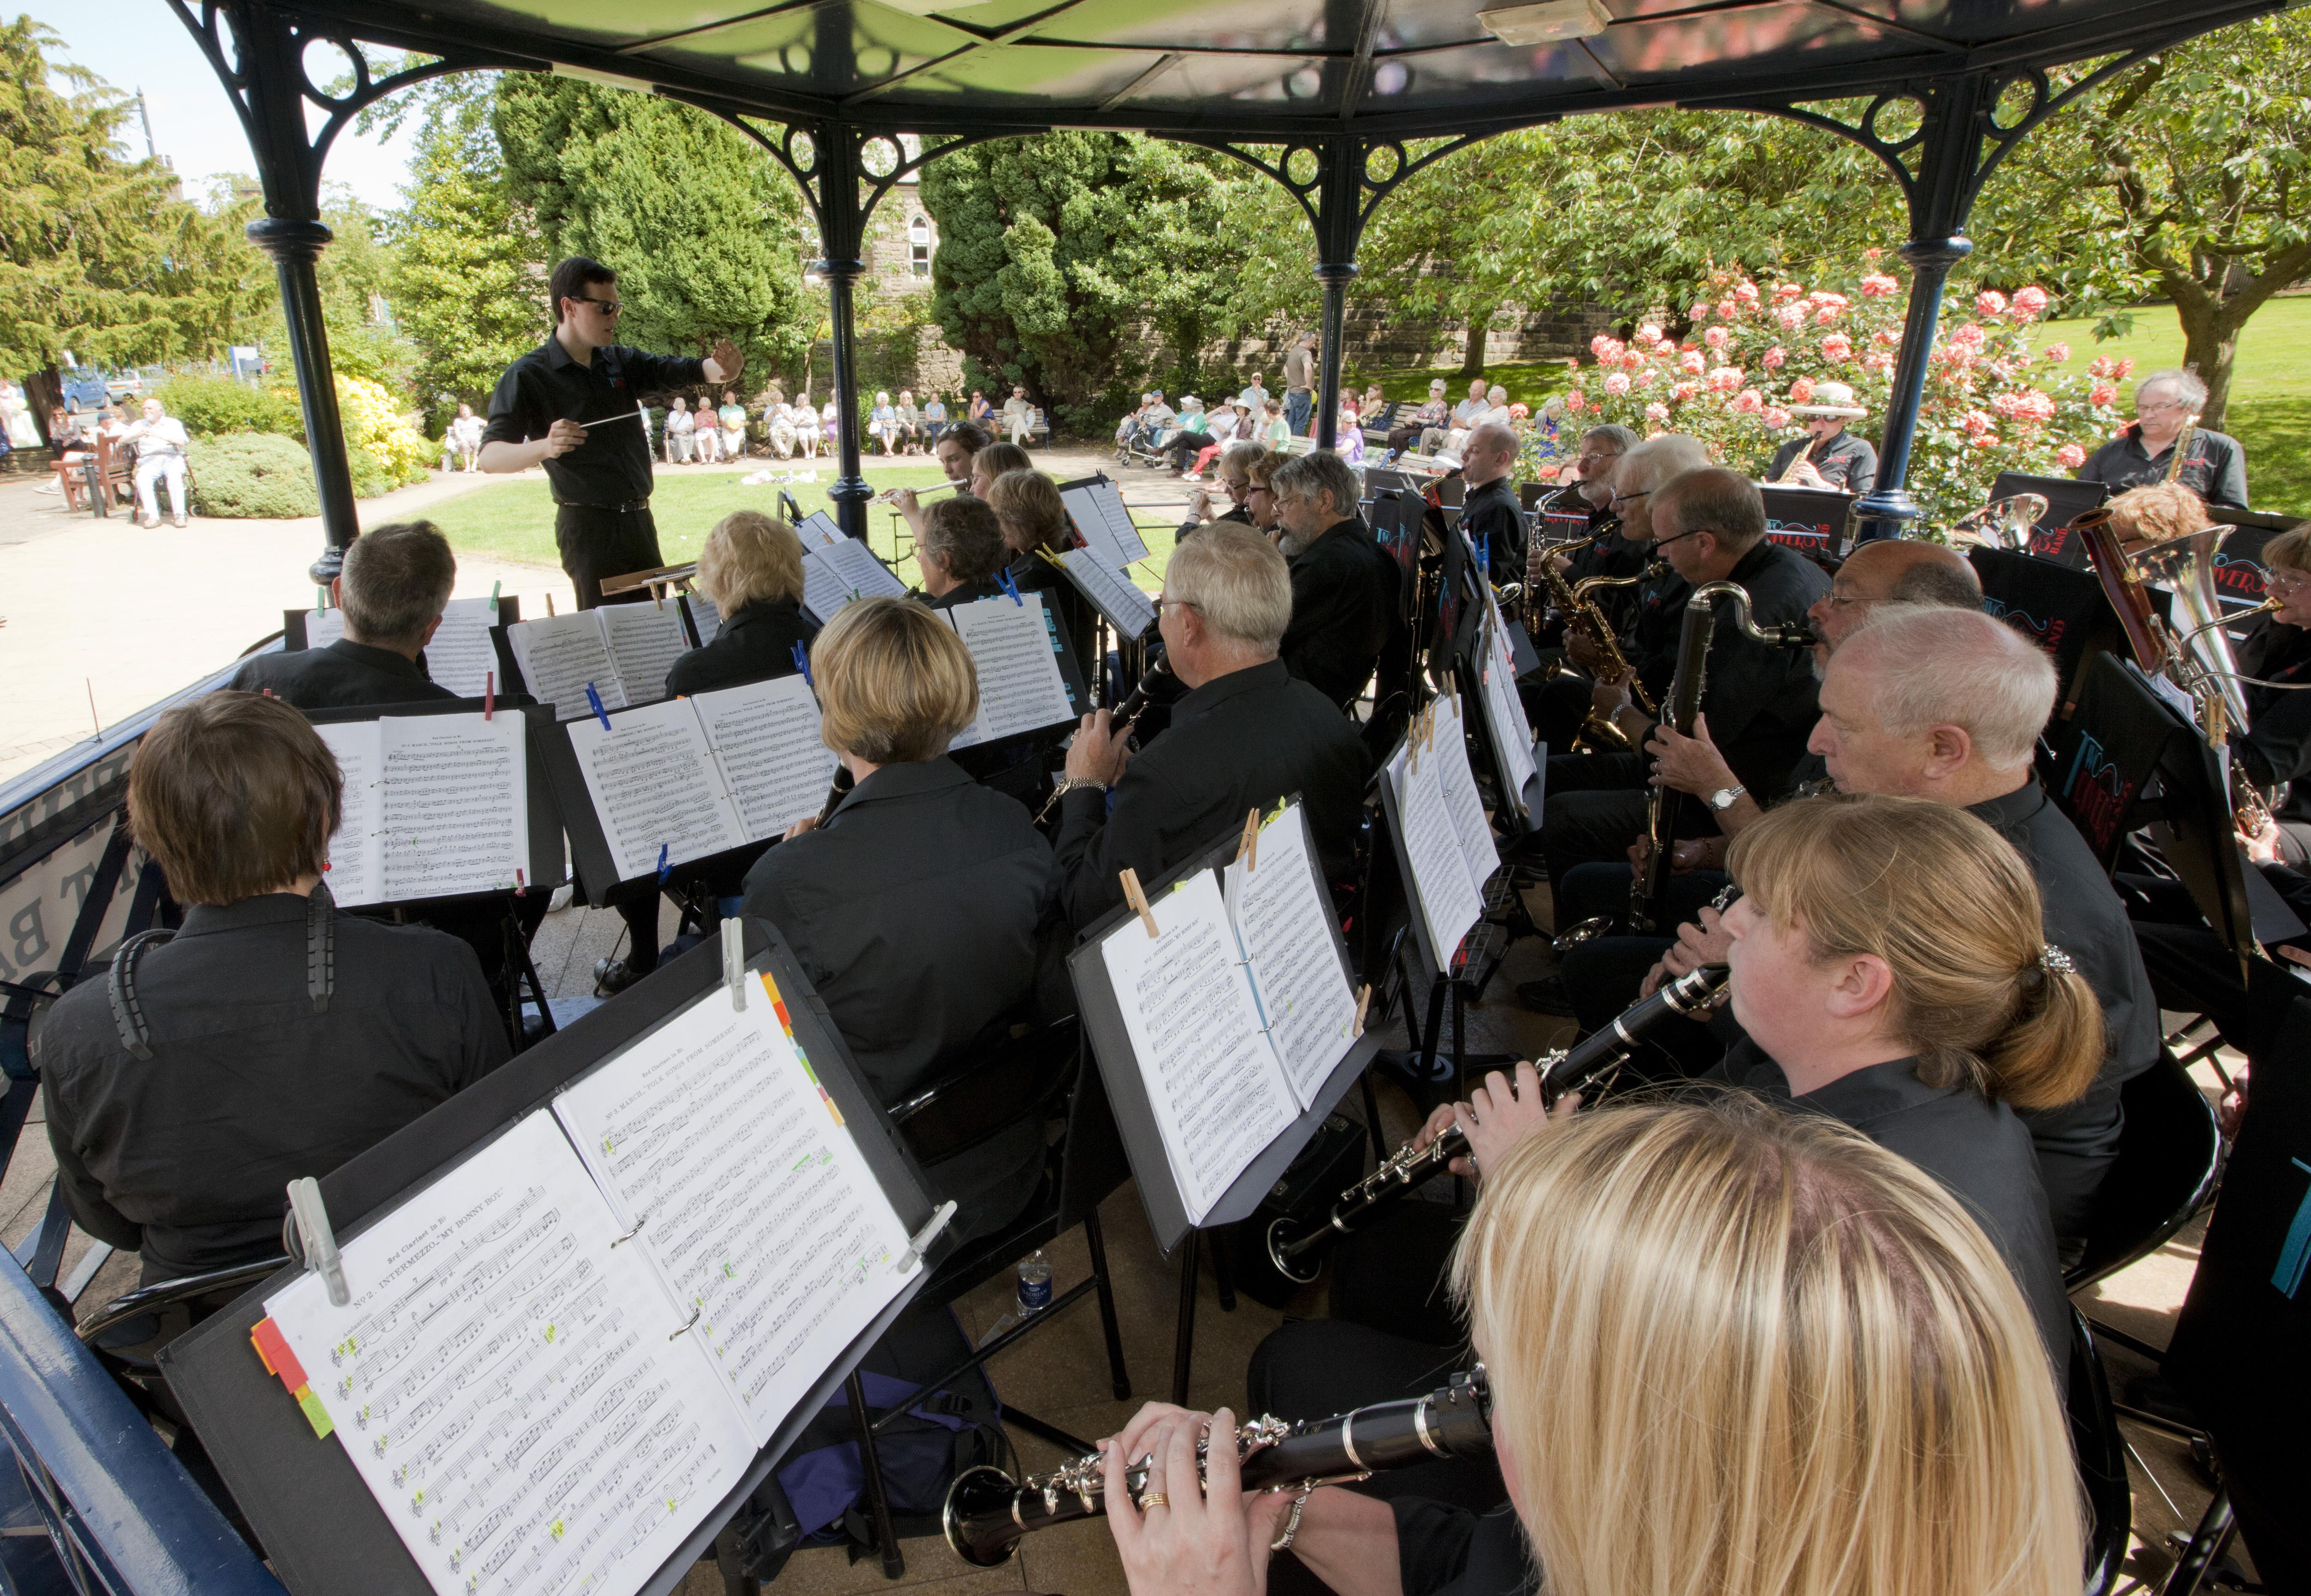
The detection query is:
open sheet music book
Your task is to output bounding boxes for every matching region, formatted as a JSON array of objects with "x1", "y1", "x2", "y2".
[
  {"x1": 506, "y1": 604, "x2": 692, "y2": 721},
  {"x1": 800, "y1": 537, "x2": 909, "y2": 626},
  {"x1": 1094, "y1": 803, "x2": 1360, "y2": 1224},
  {"x1": 1053, "y1": 545, "x2": 1158, "y2": 639},
  {"x1": 311, "y1": 711, "x2": 534, "y2": 907},
  {"x1": 1472, "y1": 591, "x2": 1538, "y2": 812},
  {"x1": 293, "y1": 596, "x2": 515, "y2": 699},
  {"x1": 1059, "y1": 477, "x2": 1151, "y2": 568},
  {"x1": 1386, "y1": 693, "x2": 1500, "y2": 970},
  {"x1": 793, "y1": 511, "x2": 847, "y2": 548},
  {"x1": 564, "y1": 675, "x2": 837, "y2": 883},
  {"x1": 257, "y1": 972, "x2": 919, "y2": 1596},
  {"x1": 942, "y1": 592, "x2": 1080, "y2": 749},
  {"x1": 681, "y1": 591, "x2": 722, "y2": 647}
]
